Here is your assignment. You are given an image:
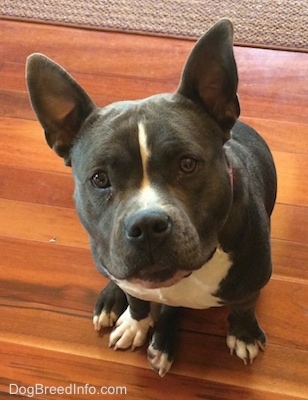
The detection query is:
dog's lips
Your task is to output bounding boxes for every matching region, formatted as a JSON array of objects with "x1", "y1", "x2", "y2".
[{"x1": 128, "y1": 270, "x2": 192, "y2": 289}]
